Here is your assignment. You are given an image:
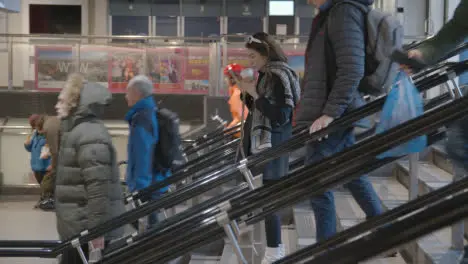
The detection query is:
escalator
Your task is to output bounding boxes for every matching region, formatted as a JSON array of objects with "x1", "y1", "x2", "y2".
[{"x1": 0, "y1": 59, "x2": 466, "y2": 264}]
